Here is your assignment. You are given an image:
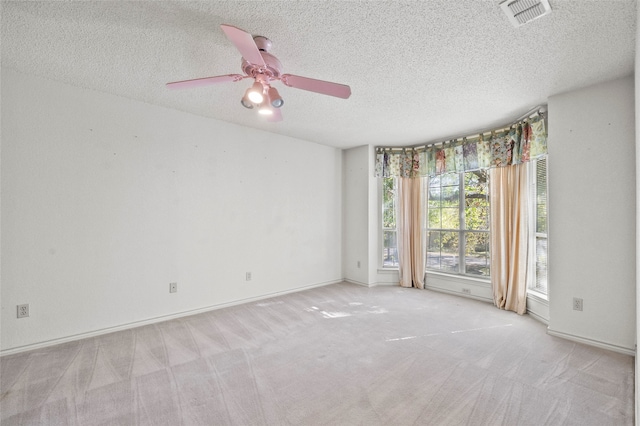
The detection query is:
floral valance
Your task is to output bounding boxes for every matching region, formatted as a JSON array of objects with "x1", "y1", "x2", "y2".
[{"x1": 375, "y1": 114, "x2": 547, "y2": 178}]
